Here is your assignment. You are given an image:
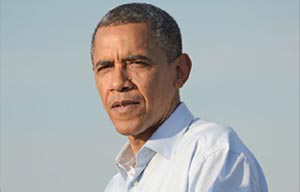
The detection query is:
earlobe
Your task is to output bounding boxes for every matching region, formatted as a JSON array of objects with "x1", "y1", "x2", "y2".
[{"x1": 174, "y1": 53, "x2": 192, "y2": 88}]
